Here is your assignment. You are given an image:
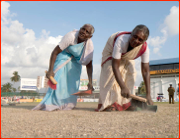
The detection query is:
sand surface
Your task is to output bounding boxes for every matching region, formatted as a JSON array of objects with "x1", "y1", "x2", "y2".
[{"x1": 1, "y1": 102, "x2": 179, "y2": 138}]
